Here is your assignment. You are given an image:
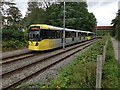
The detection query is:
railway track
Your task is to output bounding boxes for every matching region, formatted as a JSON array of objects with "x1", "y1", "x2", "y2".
[
  {"x1": 1, "y1": 51, "x2": 47, "y2": 66},
  {"x1": 2, "y1": 53, "x2": 37, "y2": 65},
  {"x1": 2, "y1": 39, "x2": 96, "y2": 89},
  {"x1": 2, "y1": 49, "x2": 33, "y2": 60}
]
